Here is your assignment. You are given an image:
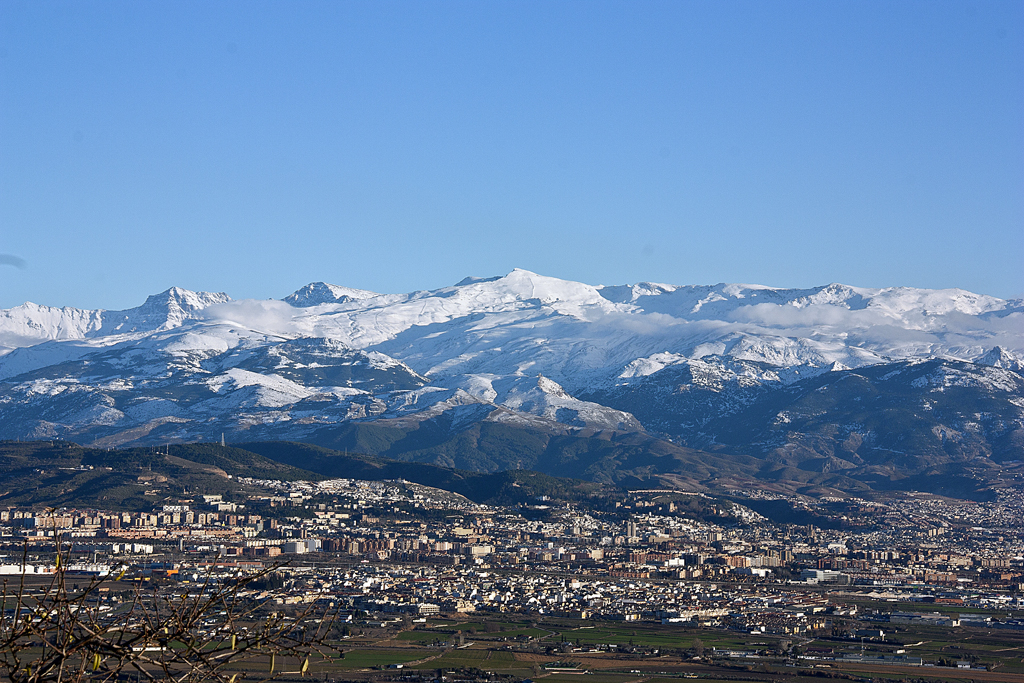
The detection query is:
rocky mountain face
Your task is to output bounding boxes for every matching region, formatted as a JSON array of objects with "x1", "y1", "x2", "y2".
[{"x1": 1, "y1": 270, "x2": 1021, "y2": 495}]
